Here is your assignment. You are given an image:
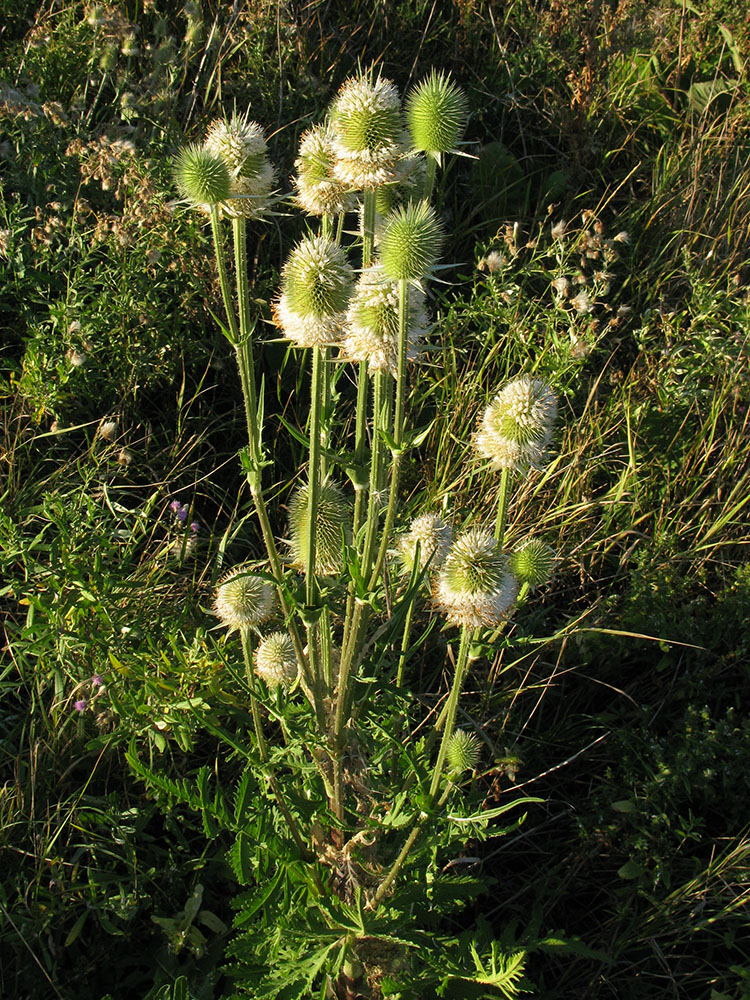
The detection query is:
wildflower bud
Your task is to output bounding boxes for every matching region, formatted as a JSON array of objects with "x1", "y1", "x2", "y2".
[
  {"x1": 509, "y1": 539, "x2": 556, "y2": 591},
  {"x1": 274, "y1": 235, "x2": 353, "y2": 347},
  {"x1": 288, "y1": 479, "x2": 352, "y2": 576},
  {"x1": 397, "y1": 512, "x2": 452, "y2": 576},
  {"x1": 329, "y1": 73, "x2": 403, "y2": 190},
  {"x1": 215, "y1": 567, "x2": 274, "y2": 631},
  {"x1": 173, "y1": 144, "x2": 231, "y2": 209},
  {"x1": 406, "y1": 71, "x2": 468, "y2": 157},
  {"x1": 379, "y1": 200, "x2": 443, "y2": 281},
  {"x1": 474, "y1": 376, "x2": 557, "y2": 473},
  {"x1": 343, "y1": 266, "x2": 430, "y2": 374},
  {"x1": 254, "y1": 632, "x2": 298, "y2": 687},
  {"x1": 446, "y1": 729, "x2": 482, "y2": 773},
  {"x1": 204, "y1": 113, "x2": 275, "y2": 219},
  {"x1": 434, "y1": 529, "x2": 518, "y2": 629}
]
